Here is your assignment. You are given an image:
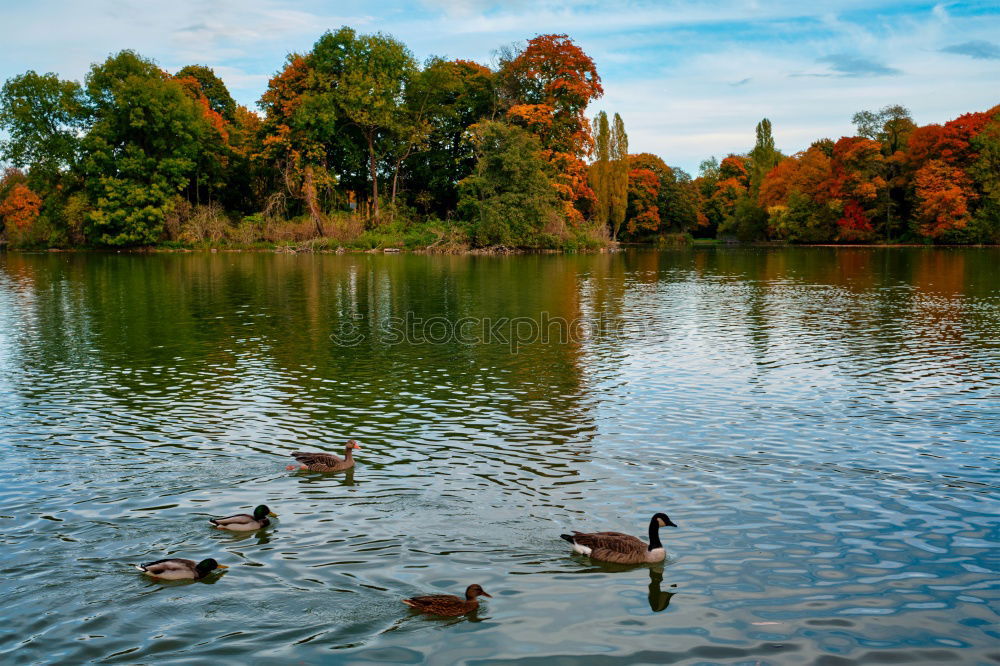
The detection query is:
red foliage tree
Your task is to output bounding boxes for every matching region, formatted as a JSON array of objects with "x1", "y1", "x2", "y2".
[{"x1": 836, "y1": 199, "x2": 873, "y2": 240}]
